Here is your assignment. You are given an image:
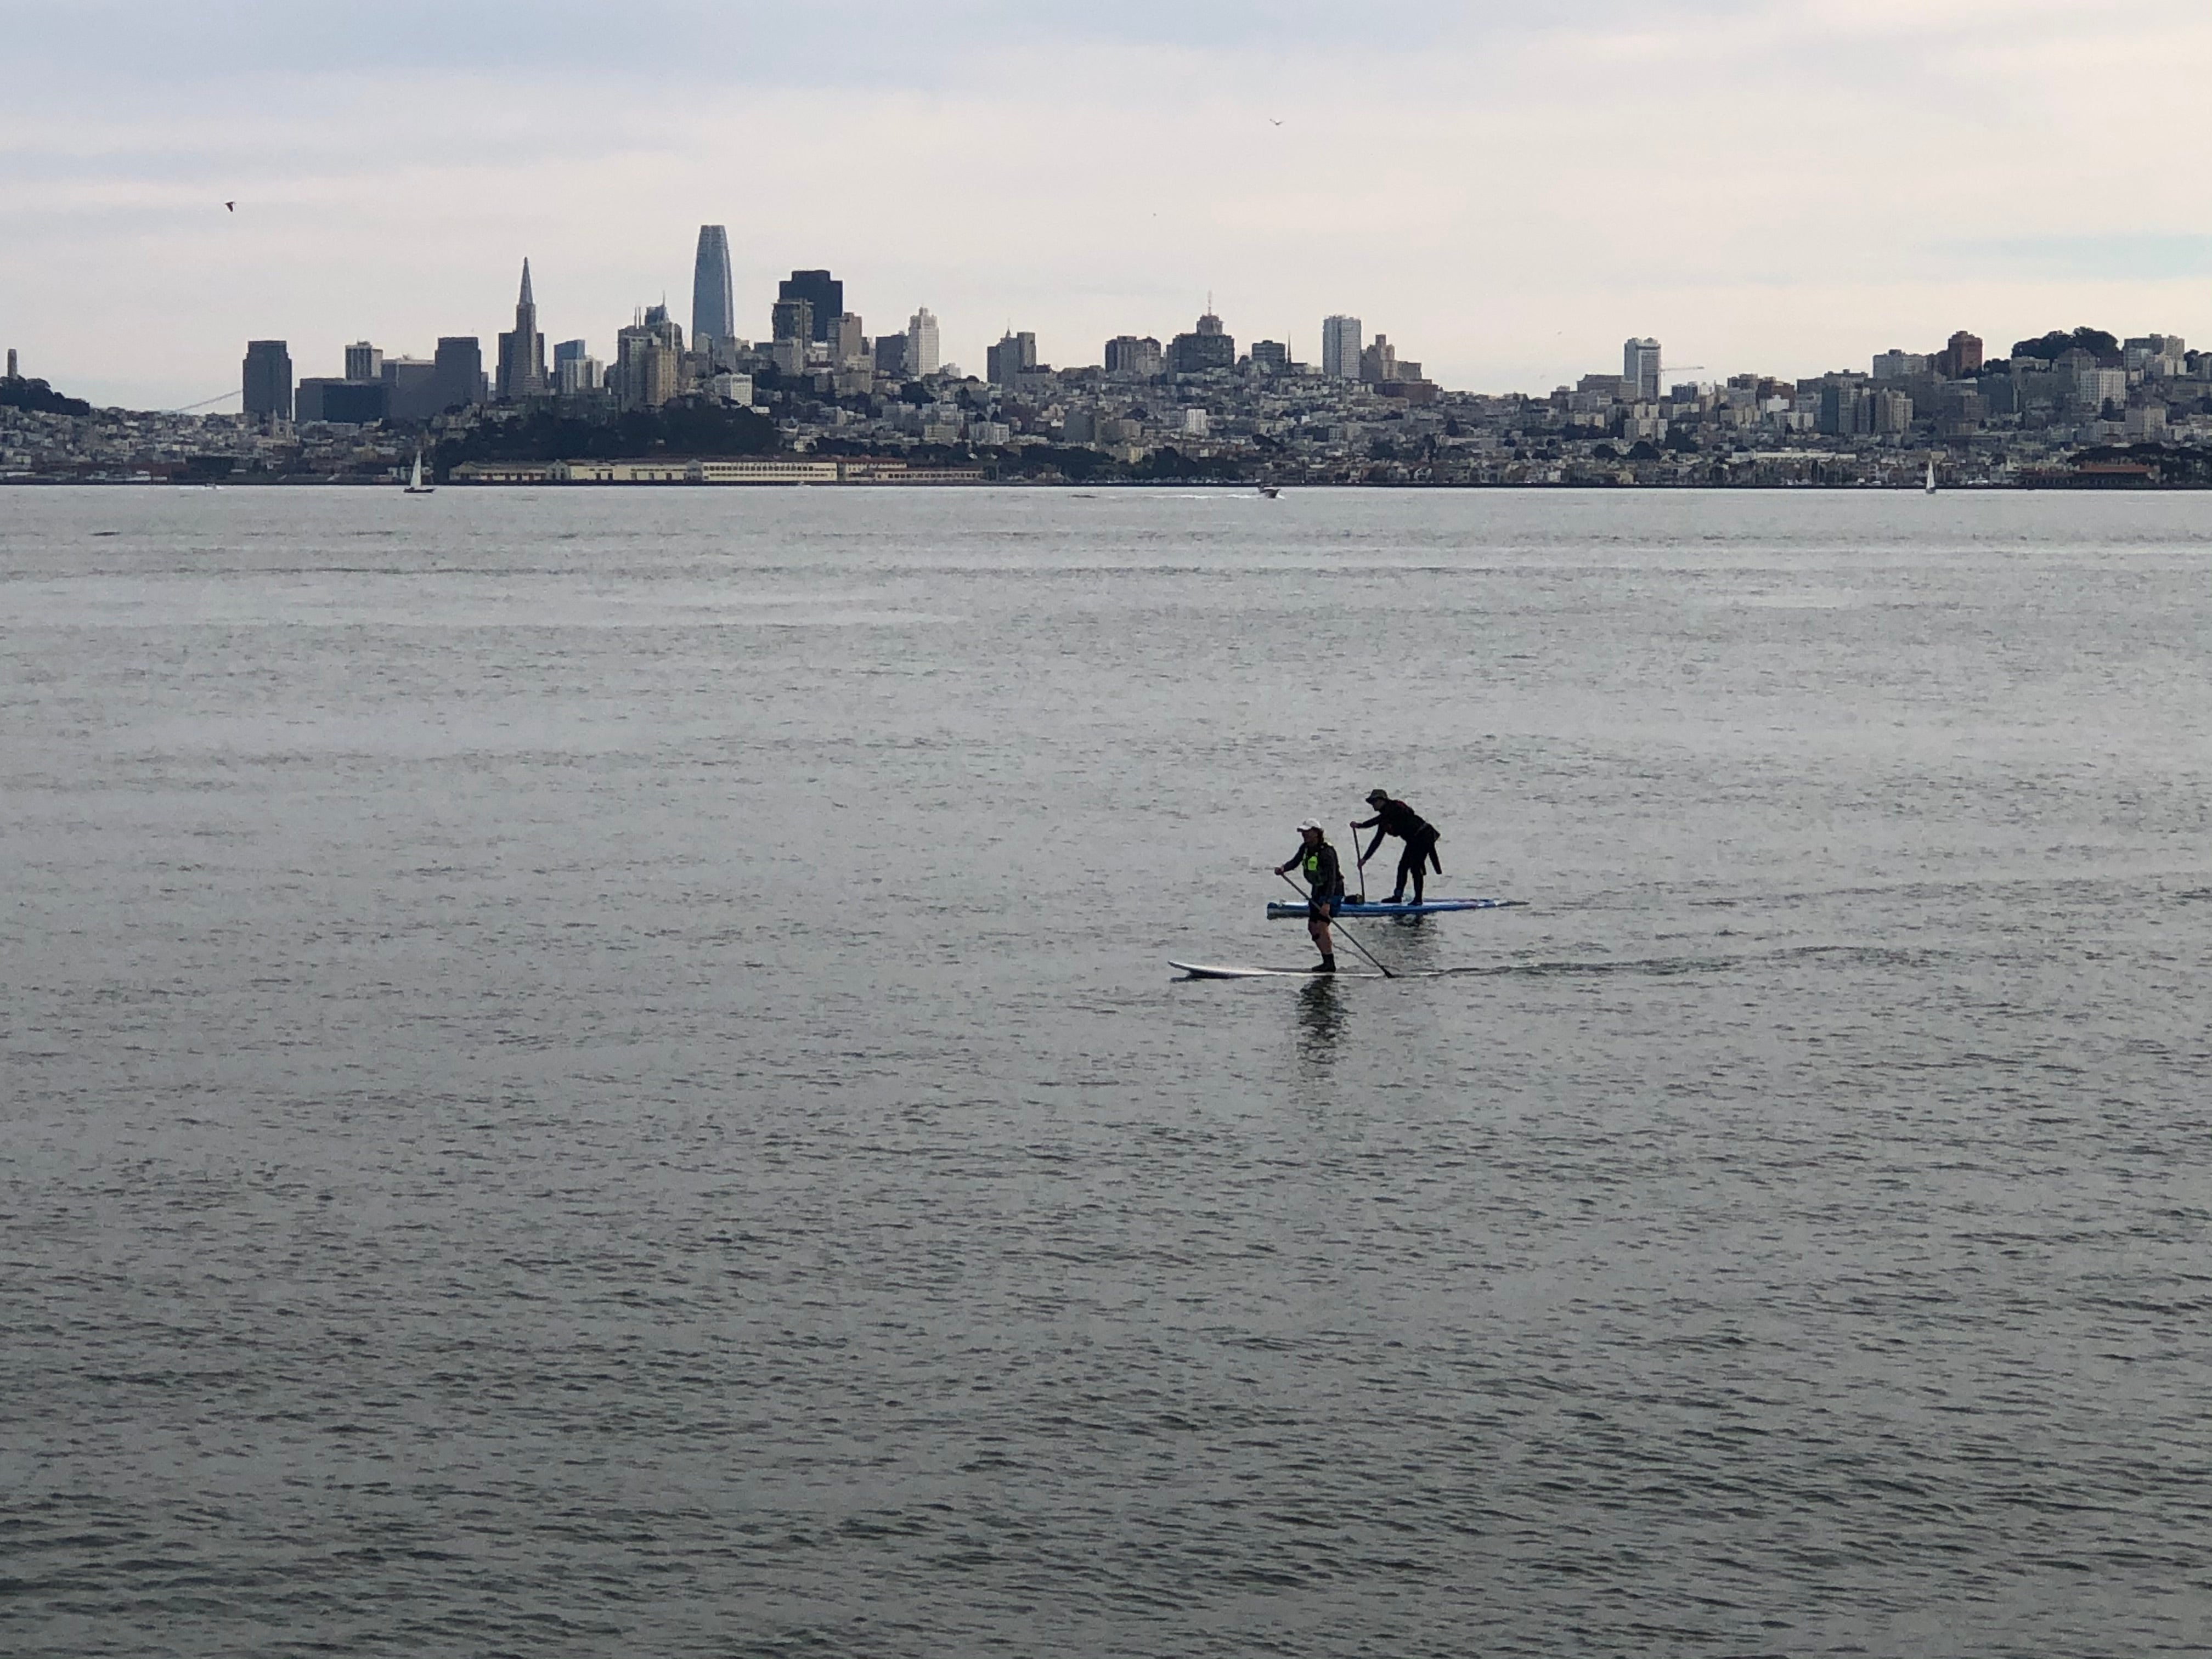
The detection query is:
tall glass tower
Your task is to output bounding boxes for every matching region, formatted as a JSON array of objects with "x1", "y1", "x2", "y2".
[
  {"x1": 693, "y1": 226, "x2": 735, "y2": 348},
  {"x1": 242, "y1": 340, "x2": 293, "y2": 419}
]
